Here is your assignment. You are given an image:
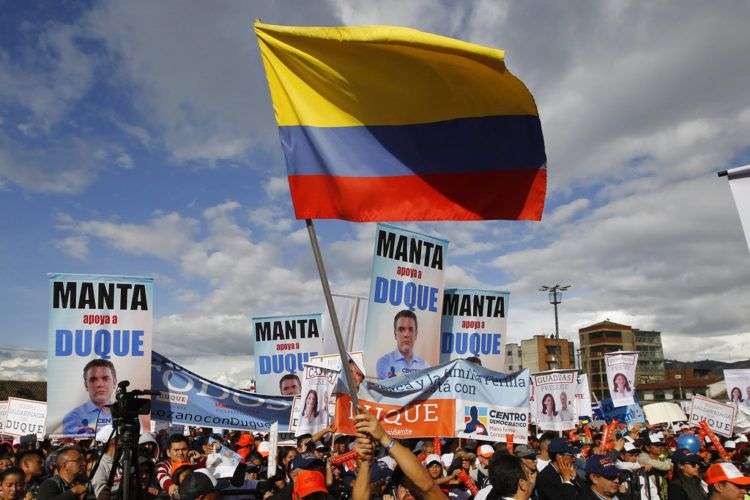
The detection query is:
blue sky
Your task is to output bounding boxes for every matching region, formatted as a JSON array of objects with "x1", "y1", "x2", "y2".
[{"x1": 2, "y1": 1, "x2": 750, "y2": 385}]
